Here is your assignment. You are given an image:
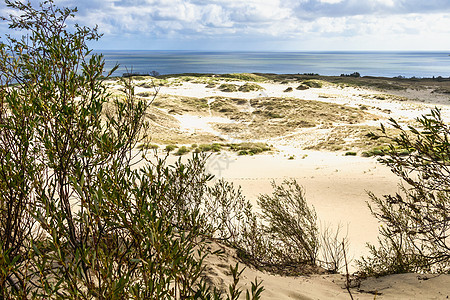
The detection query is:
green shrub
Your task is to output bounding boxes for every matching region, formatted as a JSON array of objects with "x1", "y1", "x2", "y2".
[
  {"x1": 138, "y1": 143, "x2": 159, "y2": 150},
  {"x1": 284, "y1": 87, "x2": 293, "y2": 92},
  {"x1": 219, "y1": 83, "x2": 238, "y2": 92},
  {"x1": 238, "y1": 83, "x2": 264, "y2": 92},
  {"x1": 302, "y1": 80, "x2": 323, "y2": 88},
  {"x1": 360, "y1": 108, "x2": 450, "y2": 275},
  {"x1": 296, "y1": 84, "x2": 309, "y2": 90},
  {"x1": 137, "y1": 91, "x2": 152, "y2": 97},
  {"x1": 175, "y1": 145, "x2": 190, "y2": 155},
  {"x1": 230, "y1": 142, "x2": 271, "y2": 155},
  {"x1": 345, "y1": 151, "x2": 357, "y2": 156},
  {"x1": 197, "y1": 143, "x2": 222, "y2": 152},
  {"x1": 165, "y1": 144, "x2": 177, "y2": 152}
]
